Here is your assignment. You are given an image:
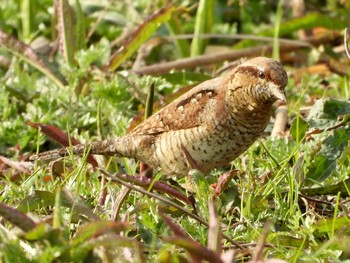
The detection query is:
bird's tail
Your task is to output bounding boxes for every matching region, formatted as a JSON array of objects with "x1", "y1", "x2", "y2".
[{"x1": 29, "y1": 137, "x2": 140, "y2": 162}]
